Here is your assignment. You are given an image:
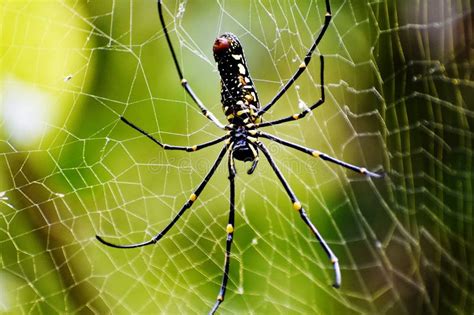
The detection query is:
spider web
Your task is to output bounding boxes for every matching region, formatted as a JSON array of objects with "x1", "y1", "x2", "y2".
[{"x1": 1, "y1": 0, "x2": 472, "y2": 314}]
